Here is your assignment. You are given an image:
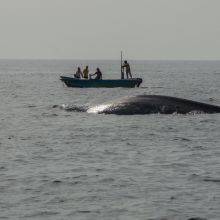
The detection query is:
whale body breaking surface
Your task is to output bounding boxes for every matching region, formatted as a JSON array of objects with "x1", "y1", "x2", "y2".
[{"x1": 86, "y1": 95, "x2": 220, "y2": 115}]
